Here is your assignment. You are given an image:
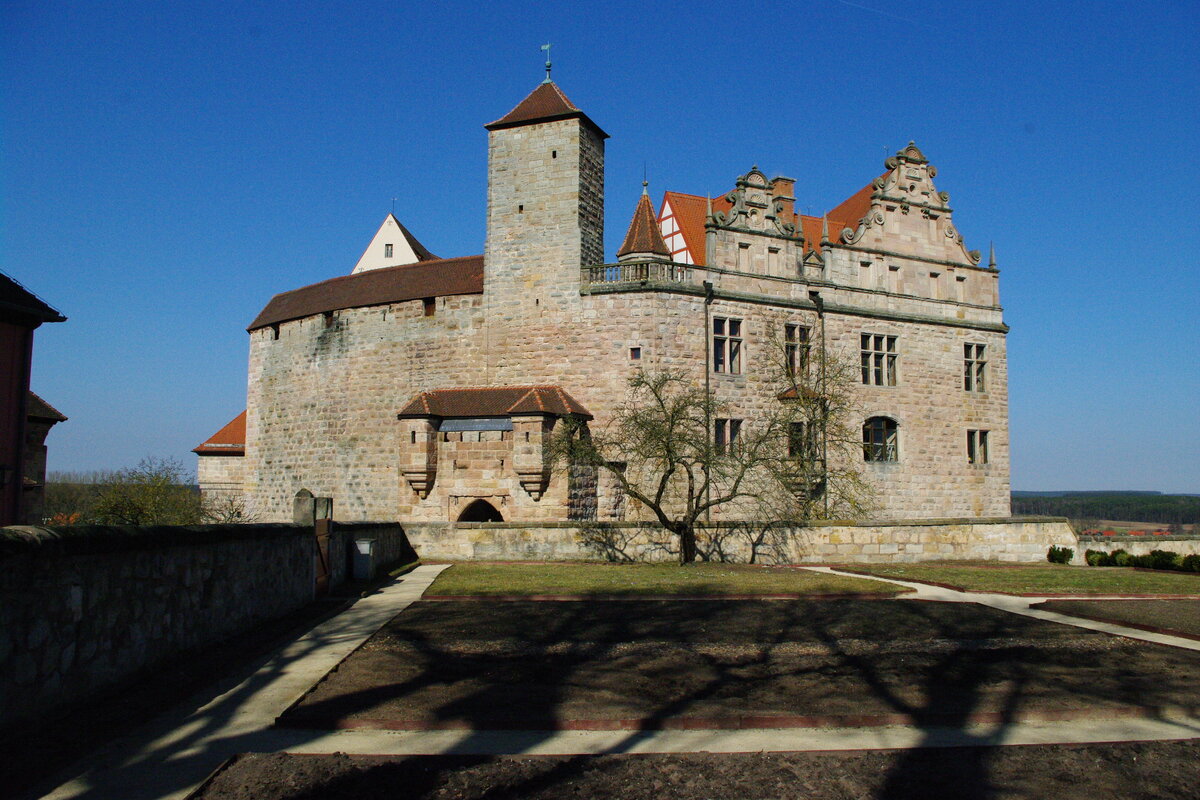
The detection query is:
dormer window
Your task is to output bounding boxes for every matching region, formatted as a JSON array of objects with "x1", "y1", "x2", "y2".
[{"x1": 384, "y1": 243, "x2": 394, "y2": 258}]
